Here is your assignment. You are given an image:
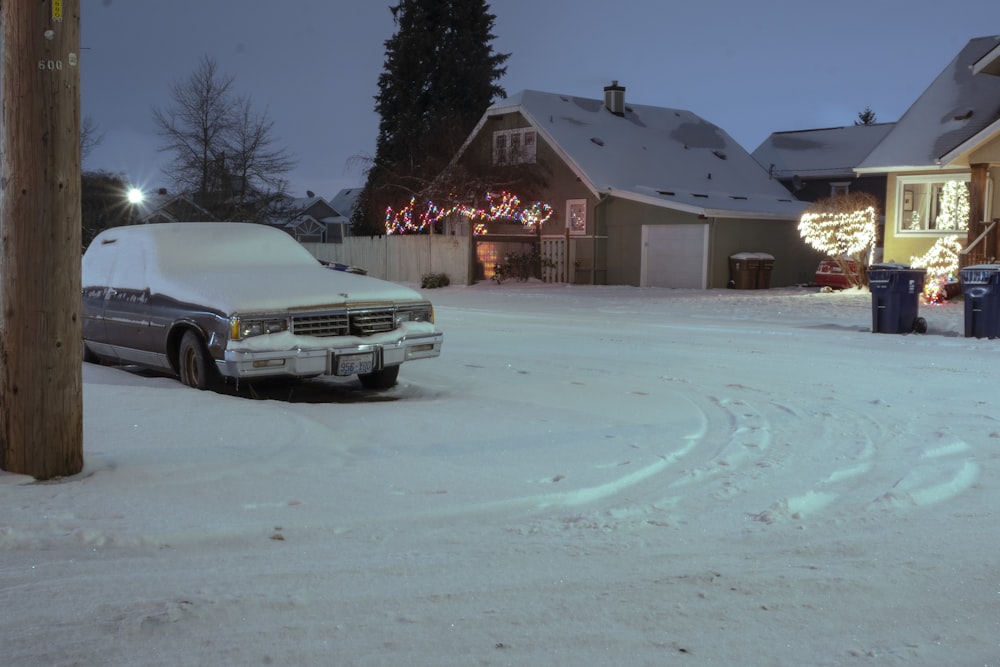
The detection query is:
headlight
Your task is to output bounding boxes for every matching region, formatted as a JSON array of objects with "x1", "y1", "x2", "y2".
[
  {"x1": 230, "y1": 316, "x2": 290, "y2": 340},
  {"x1": 394, "y1": 303, "x2": 434, "y2": 326}
]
